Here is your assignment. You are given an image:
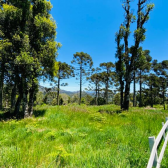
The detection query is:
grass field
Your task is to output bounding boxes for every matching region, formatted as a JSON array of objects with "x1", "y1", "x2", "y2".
[{"x1": 0, "y1": 104, "x2": 168, "y2": 168}]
